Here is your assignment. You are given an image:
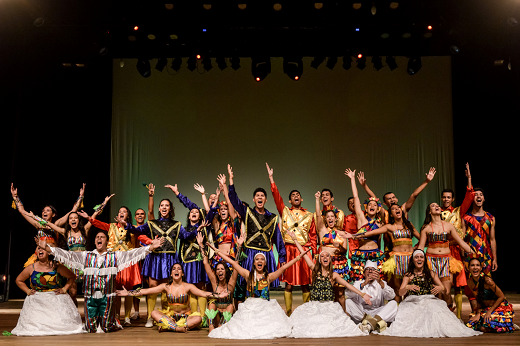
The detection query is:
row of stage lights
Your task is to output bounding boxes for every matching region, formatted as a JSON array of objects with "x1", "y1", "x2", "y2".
[{"x1": 134, "y1": 55, "x2": 423, "y2": 80}]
